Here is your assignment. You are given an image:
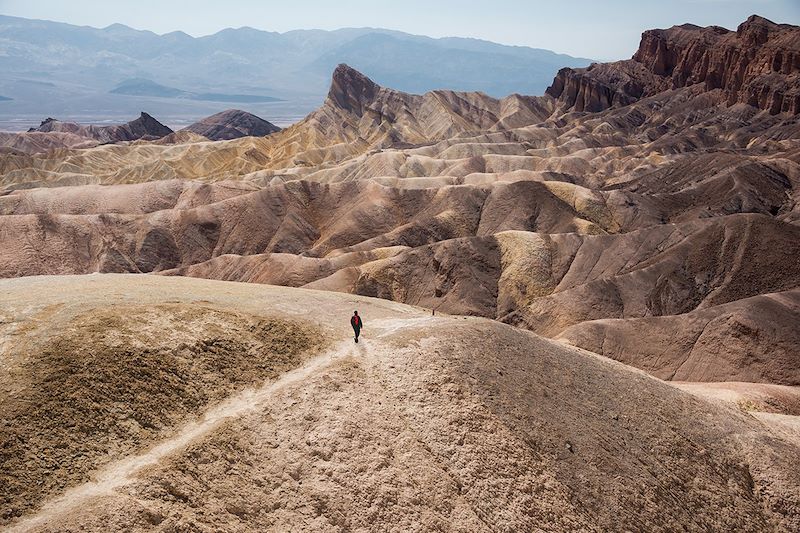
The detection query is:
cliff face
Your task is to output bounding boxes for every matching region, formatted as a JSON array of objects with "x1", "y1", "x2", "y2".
[
  {"x1": 548, "y1": 15, "x2": 800, "y2": 114},
  {"x1": 326, "y1": 63, "x2": 382, "y2": 116},
  {"x1": 546, "y1": 61, "x2": 667, "y2": 112}
]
